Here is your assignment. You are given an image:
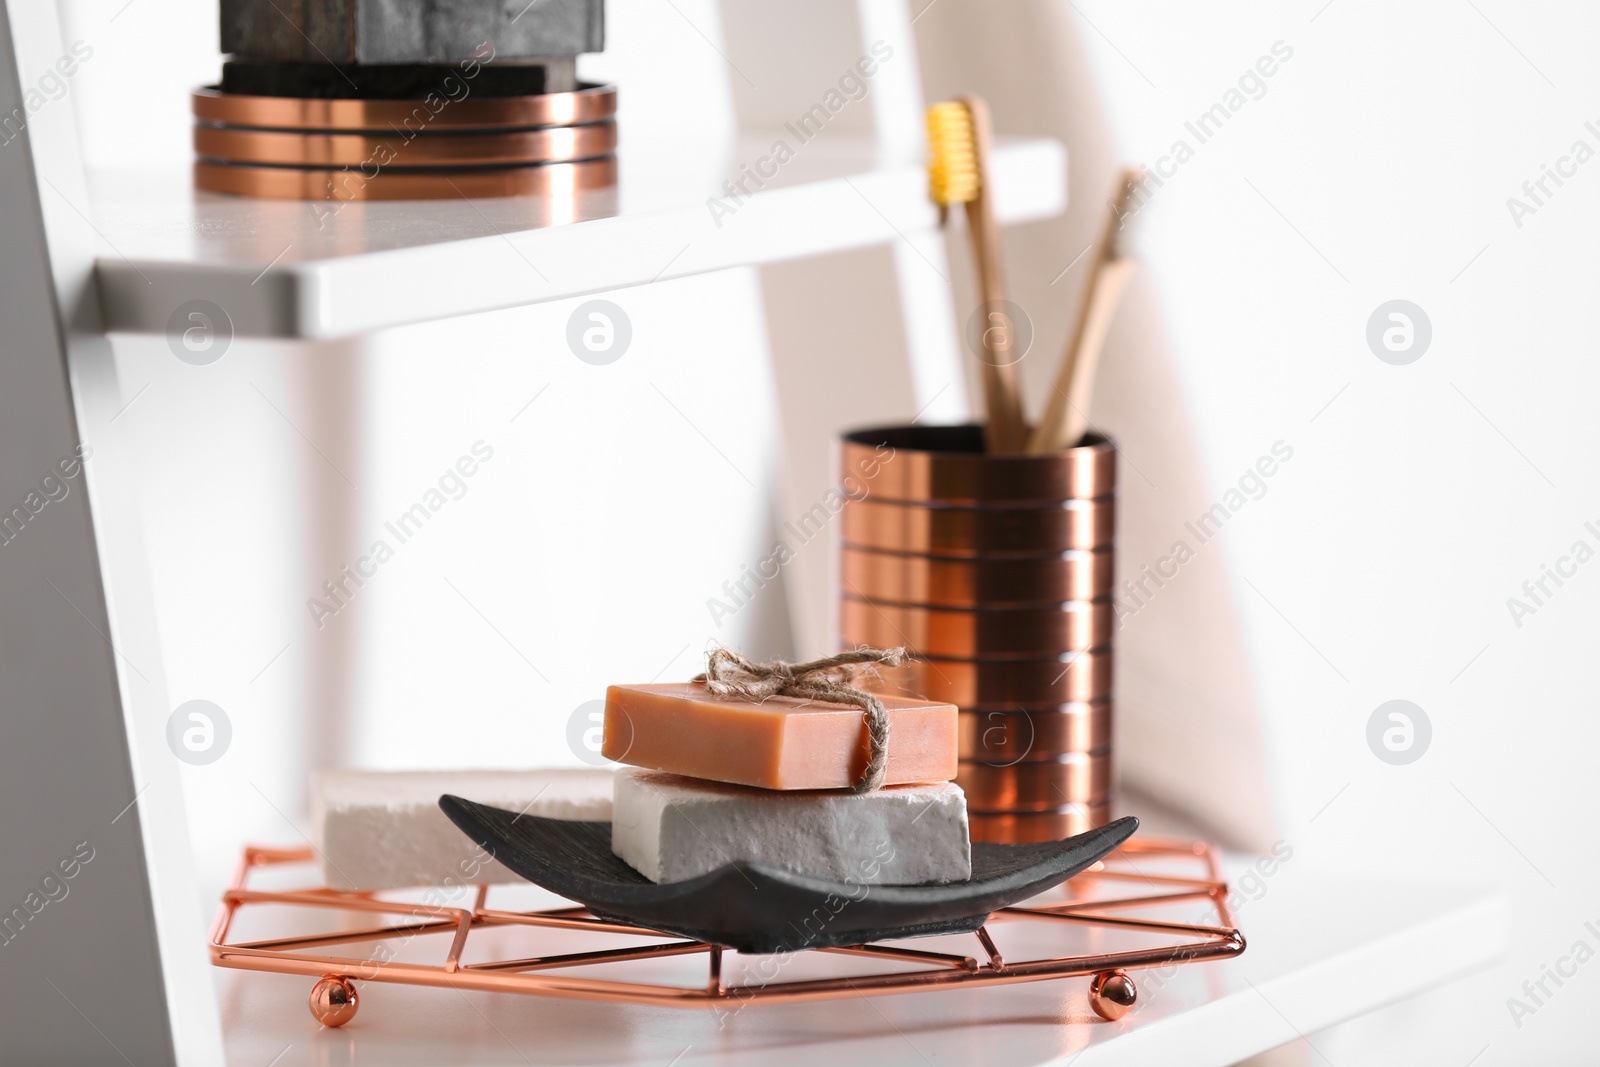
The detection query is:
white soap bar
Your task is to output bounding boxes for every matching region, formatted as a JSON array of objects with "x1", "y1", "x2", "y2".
[
  {"x1": 612, "y1": 768, "x2": 970, "y2": 885},
  {"x1": 312, "y1": 768, "x2": 613, "y2": 891}
]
